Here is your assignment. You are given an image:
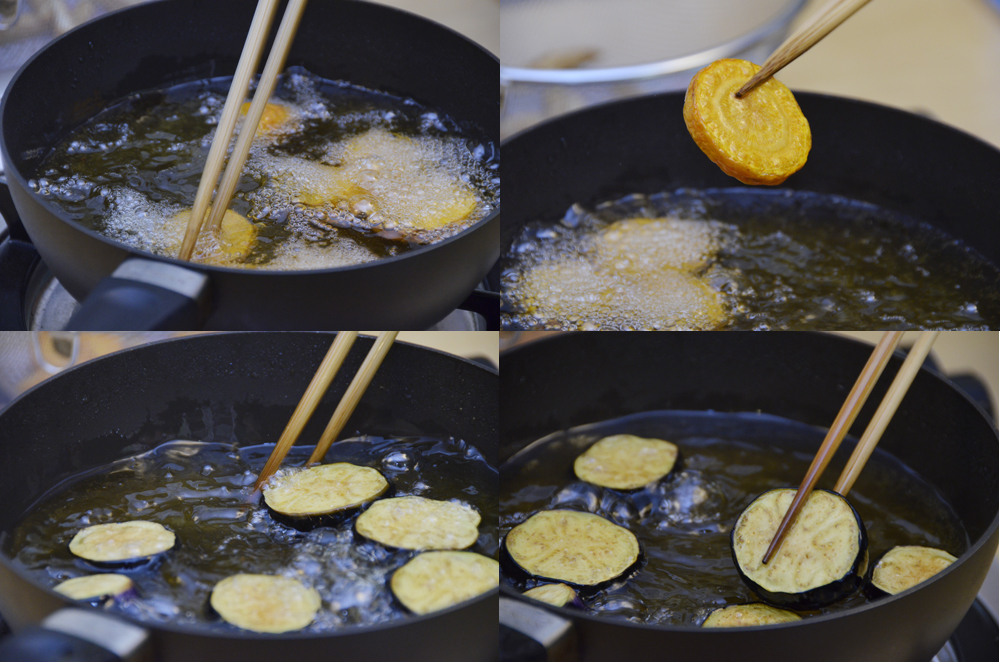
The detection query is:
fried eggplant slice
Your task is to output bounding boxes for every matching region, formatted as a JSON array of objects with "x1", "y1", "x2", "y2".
[
  {"x1": 504, "y1": 510, "x2": 640, "y2": 587},
  {"x1": 390, "y1": 551, "x2": 499, "y2": 615},
  {"x1": 869, "y1": 545, "x2": 957, "y2": 596},
  {"x1": 731, "y1": 488, "x2": 867, "y2": 610},
  {"x1": 355, "y1": 496, "x2": 480, "y2": 550},
  {"x1": 702, "y1": 603, "x2": 801, "y2": 627},
  {"x1": 69, "y1": 521, "x2": 175, "y2": 566},
  {"x1": 54, "y1": 574, "x2": 135, "y2": 604},
  {"x1": 574, "y1": 434, "x2": 679, "y2": 490},
  {"x1": 263, "y1": 463, "x2": 389, "y2": 518},
  {"x1": 684, "y1": 59, "x2": 810, "y2": 185},
  {"x1": 210, "y1": 574, "x2": 321, "y2": 633},
  {"x1": 522, "y1": 583, "x2": 583, "y2": 608}
]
